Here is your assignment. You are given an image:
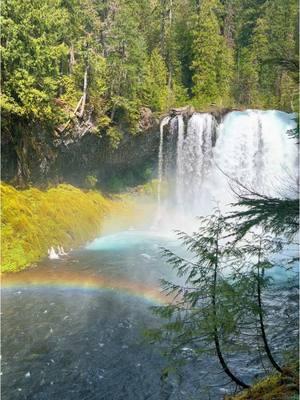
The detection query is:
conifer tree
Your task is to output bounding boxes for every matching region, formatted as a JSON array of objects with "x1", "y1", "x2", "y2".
[
  {"x1": 233, "y1": 0, "x2": 298, "y2": 109},
  {"x1": 191, "y1": 0, "x2": 220, "y2": 107},
  {"x1": 1, "y1": 0, "x2": 299, "y2": 162},
  {"x1": 191, "y1": 0, "x2": 233, "y2": 107},
  {"x1": 99, "y1": 0, "x2": 148, "y2": 130},
  {"x1": 142, "y1": 49, "x2": 169, "y2": 112},
  {"x1": 148, "y1": 212, "x2": 249, "y2": 389},
  {"x1": 229, "y1": 231, "x2": 298, "y2": 376},
  {"x1": 244, "y1": 233, "x2": 284, "y2": 373}
]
